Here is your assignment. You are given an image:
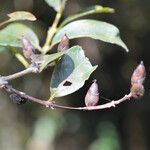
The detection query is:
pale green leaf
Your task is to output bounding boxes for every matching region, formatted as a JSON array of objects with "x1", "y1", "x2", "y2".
[
  {"x1": 0, "y1": 11, "x2": 36, "y2": 27},
  {"x1": 52, "y1": 19, "x2": 129, "y2": 52},
  {"x1": 7, "y1": 11, "x2": 36, "y2": 21},
  {"x1": 60, "y1": 5, "x2": 114, "y2": 27},
  {"x1": 50, "y1": 46, "x2": 97, "y2": 98},
  {"x1": 0, "y1": 23, "x2": 40, "y2": 49}
]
